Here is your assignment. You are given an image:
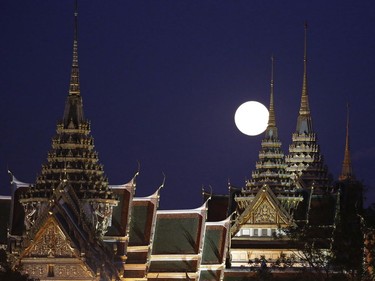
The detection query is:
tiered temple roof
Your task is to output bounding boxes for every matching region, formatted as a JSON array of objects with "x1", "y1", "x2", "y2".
[
  {"x1": 235, "y1": 57, "x2": 302, "y2": 218},
  {"x1": 243, "y1": 57, "x2": 293, "y2": 195},
  {"x1": 19, "y1": 1, "x2": 118, "y2": 239},
  {"x1": 27, "y1": 3, "x2": 115, "y2": 202},
  {"x1": 285, "y1": 24, "x2": 331, "y2": 192}
]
